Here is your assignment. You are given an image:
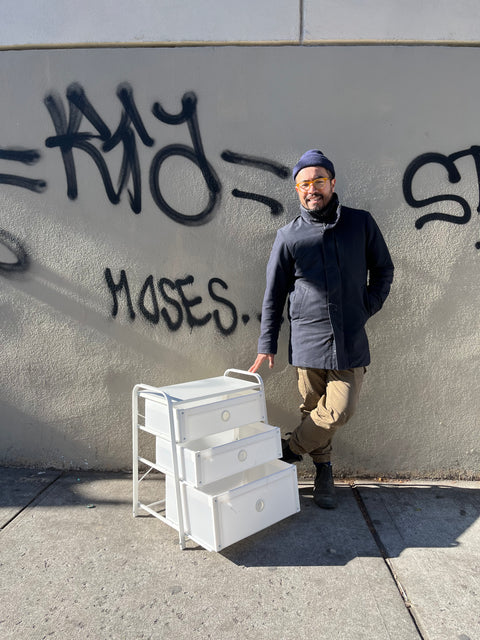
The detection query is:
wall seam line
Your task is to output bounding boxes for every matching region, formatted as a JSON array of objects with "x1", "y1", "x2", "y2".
[
  {"x1": 3, "y1": 40, "x2": 480, "y2": 51},
  {"x1": 299, "y1": 0, "x2": 304, "y2": 44}
]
